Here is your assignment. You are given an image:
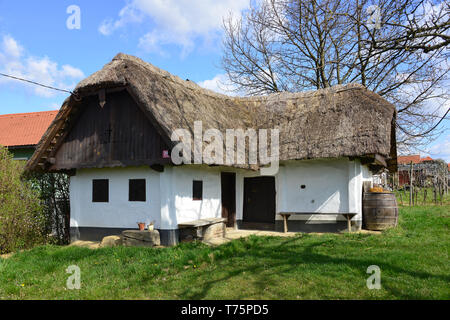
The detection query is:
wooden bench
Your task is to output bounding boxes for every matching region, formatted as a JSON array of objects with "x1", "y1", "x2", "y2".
[
  {"x1": 178, "y1": 217, "x2": 227, "y2": 241},
  {"x1": 279, "y1": 212, "x2": 357, "y2": 233}
]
